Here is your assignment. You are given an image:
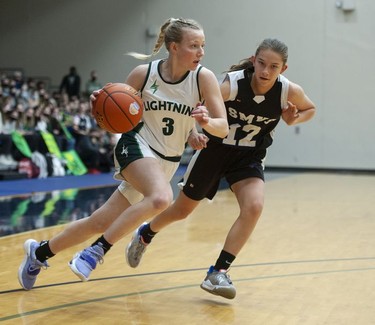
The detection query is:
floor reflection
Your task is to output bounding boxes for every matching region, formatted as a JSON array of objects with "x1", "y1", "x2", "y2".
[
  {"x1": 0, "y1": 170, "x2": 291, "y2": 238},
  {"x1": 0, "y1": 185, "x2": 117, "y2": 237}
]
